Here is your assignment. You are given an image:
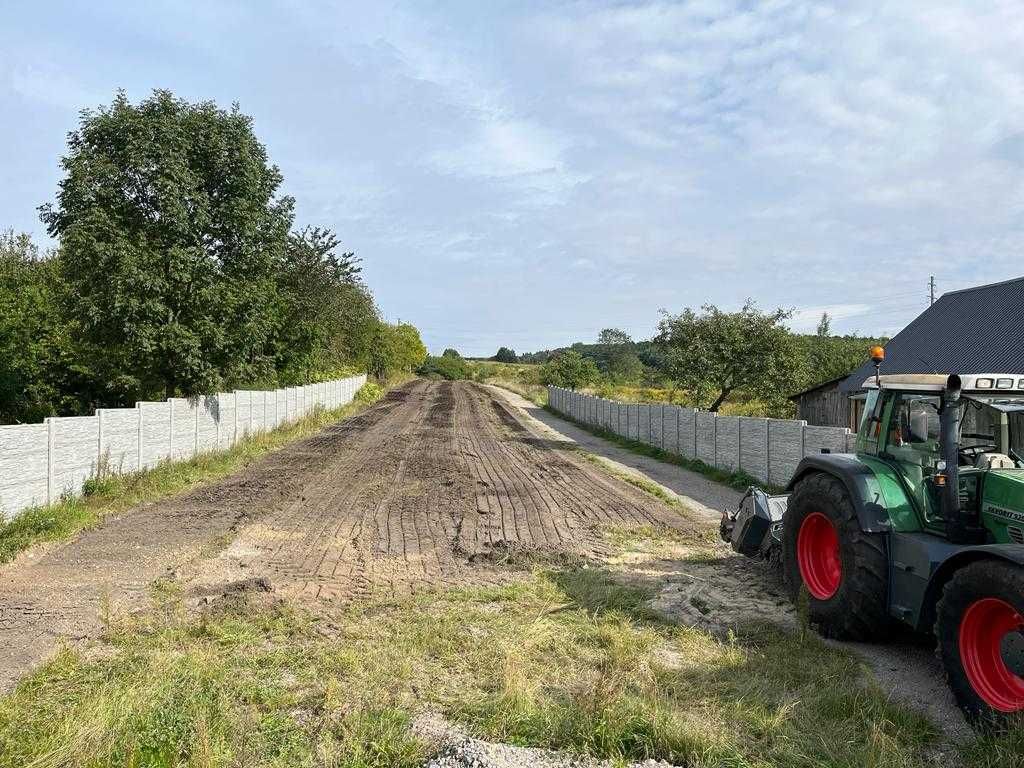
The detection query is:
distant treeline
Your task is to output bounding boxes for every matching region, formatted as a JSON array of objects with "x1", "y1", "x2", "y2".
[
  {"x1": 512, "y1": 309, "x2": 887, "y2": 416},
  {"x1": 1, "y1": 91, "x2": 426, "y2": 425}
]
